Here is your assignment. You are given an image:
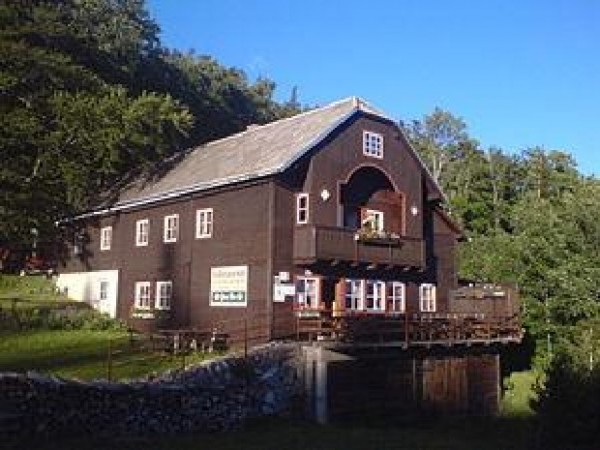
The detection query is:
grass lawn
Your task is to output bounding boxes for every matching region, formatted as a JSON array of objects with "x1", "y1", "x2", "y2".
[
  {"x1": 501, "y1": 370, "x2": 539, "y2": 417},
  {"x1": 0, "y1": 330, "x2": 216, "y2": 381}
]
